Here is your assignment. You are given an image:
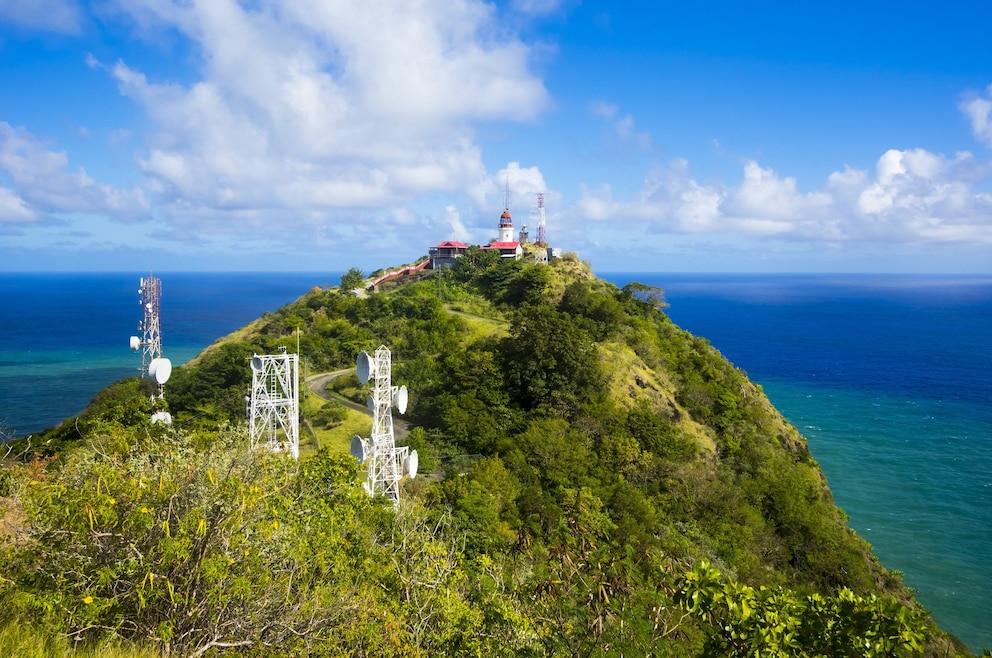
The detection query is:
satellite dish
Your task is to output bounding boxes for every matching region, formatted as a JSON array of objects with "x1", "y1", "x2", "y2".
[
  {"x1": 405, "y1": 450, "x2": 419, "y2": 480},
  {"x1": 350, "y1": 435, "x2": 367, "y2": 463},
  {"x1": 356, "y1": 350, "x2": 374, "y2": 384},
  {"x1": 151, "y1": 411, "x2": 172, "y2": 425},
  {"x1": 148, "y1": 358, "x2": 159, "y2": 378},
  {"x1": 153, "y1": 358, "x2": 172, "y2": 385},
  {"x1": 129, "y1": 336, "x2": 141, "y2": 350},
  {"x1": 366, "y1": 396, "x2": 375, "y2": 412},
  {"x1": 394, "y1": 385, "x2": 408, "y2": 415},
  {"x1": 250, "y1": 356, "x2": 263, "y2": 371}
]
